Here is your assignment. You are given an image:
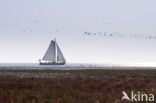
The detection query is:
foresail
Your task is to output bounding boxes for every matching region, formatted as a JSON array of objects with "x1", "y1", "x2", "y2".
[
  {"x1": 43, "y1": 41, "x2": 55, "y2": 61},
  {"x1": 56, "y1": 43, "x2": 65, "y2": 62}
]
